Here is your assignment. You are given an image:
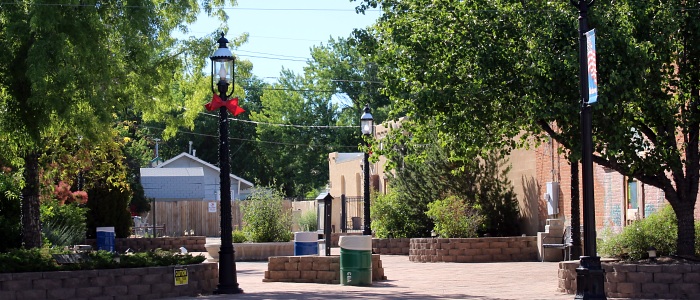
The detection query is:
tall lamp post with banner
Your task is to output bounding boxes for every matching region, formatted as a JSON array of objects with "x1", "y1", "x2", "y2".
[
  {"x1": 571, "y1": 0, "x2": 606, "y2": 299},
  {"x1": 206, "y1": 33, "x2": 245, "y2": 295}
]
